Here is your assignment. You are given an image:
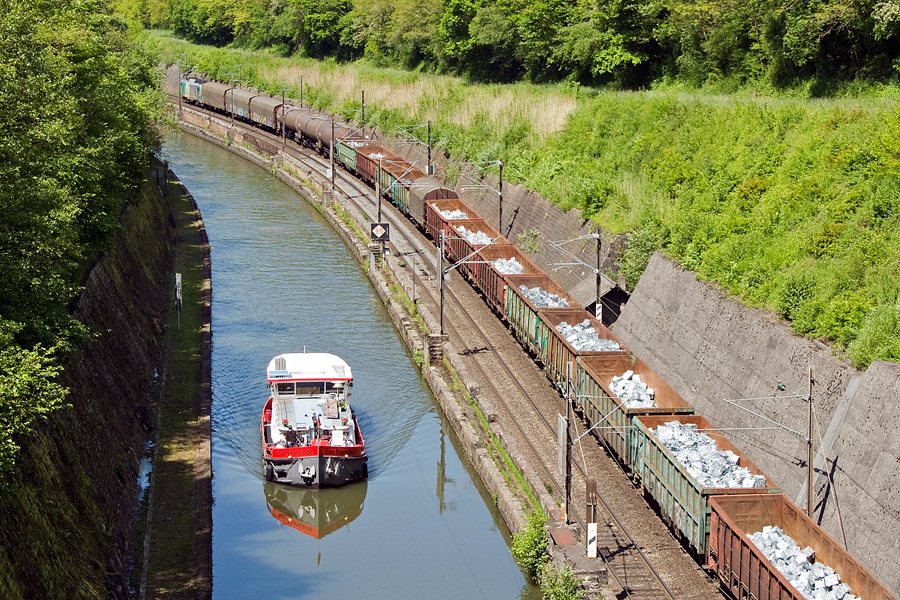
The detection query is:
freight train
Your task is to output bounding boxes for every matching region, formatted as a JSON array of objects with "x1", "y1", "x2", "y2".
[{"x1": 176, "y1": 74, "x2": 897, "y2": 600}]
